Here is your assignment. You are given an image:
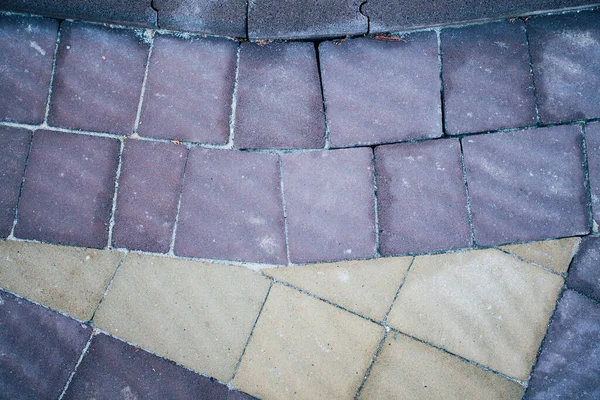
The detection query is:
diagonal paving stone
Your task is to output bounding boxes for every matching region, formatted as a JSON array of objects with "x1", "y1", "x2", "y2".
[
  {"x1": 586, "y1": 121, "x2": 600, "y2": 228},
  {"x1": 499, "y1": 237, "x2": 581, "y2": 273},
  {"x1": 566, "y1": 236, "x2": 600, "y2": 302}
]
